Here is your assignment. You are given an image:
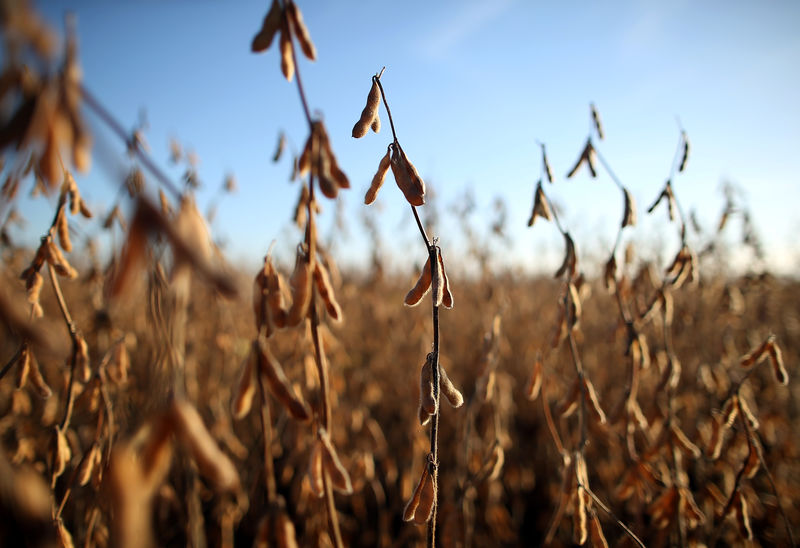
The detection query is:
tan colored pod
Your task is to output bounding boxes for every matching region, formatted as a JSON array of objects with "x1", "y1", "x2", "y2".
[
  {"x1": 525, "y1": 351, "x2": 543, "y2": 401},
  {"x1": 352, "y1": 79, "x2": 381, "y2": 138},
  {"x1": 622, "y1": 188, "x2": 637, "y2": 228},
  {"x1": 419, "y1": 355, "x2": 436, "y2": 418},
  {"x1": 583, "y1": 378, "x2": 606, "y2": 425},
  {"x1": 232, "y1": 351, "x2": 256, "y2": 420},
  {"x1": 670, "y1": 424, "x2": 700, "y2": 458},
  {"x1": 28, "y1": 350, "x2": 52, "y2": 399},
  {"x1": 286, "y1": 245, "x2": 312, "y2": 327},
  {"x1": 76, "y1": 443, "x2": 101, "y2": 487},
  {"x1": 75, "y1": 335, "x2": 91, "y2": 383},
  {"x1": 365, "y1": 148, "x2": 391, "y2": 205},
  {"x1": 256, "y1": 338, "x2": 310, "y2": 421},
  {"x1": 251, "y1": 0, "x2": 282, "y2": 53},
  {"x1": 279, "y1": 20, "x2": 294, "y2": 82},
  {"x1": 170, "y1": 399, "x2": 240, "y2": 492},
  {"x1": 56, "y1": 207, "x2": 71, "y2": 252},
  {"x1": 318, "y1": 427, "x2": 353, "y2": 494},
  {"x1": 404, "y1": 256, "x2": 432, "y2": 306},
  {"x1": 554, "y1": 233, "x2": 576, "y2": 279},
  {"x1": 286, "y1": 2, "x2": 316, "y2": 61},
  {"x1": 438, "y1": 362, "x2": 463, "y2": 408},
  {"x1": 589, "y1": 513, "x2": 608, "y2": 548},
  {"x1": 307, "y1": 440, "x2": 324, "y2": 497},
  {"x1": 768, "y1": 341, "x2": 788, "y2": 385},
  {"x1": 313, "y1": 259, "x2": 342, "y2": 322},
  {"x1": 390, "y1": 145, "x2": 425, "y2": 206},
  {"x1": 527, "y1": 180, "x2": 553, "y2": 227},
  {"x1": 678, "y1": 131, "x2": 690, "y2": 172}
]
